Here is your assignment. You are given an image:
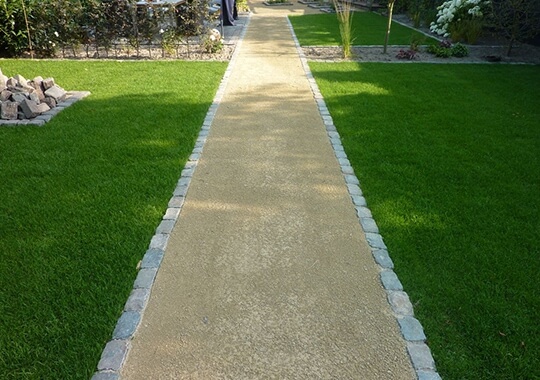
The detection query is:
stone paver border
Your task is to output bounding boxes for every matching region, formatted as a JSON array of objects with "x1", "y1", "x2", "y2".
[
  {"x1": 286, "y1": 17, "x2": 442, "y2": 380},
  {"x1": 0, "y1": 91, "x2": 91, "y2": 127},
  {"x1": 91, "y1": 14, "x2": 252, "y2": 380}
]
